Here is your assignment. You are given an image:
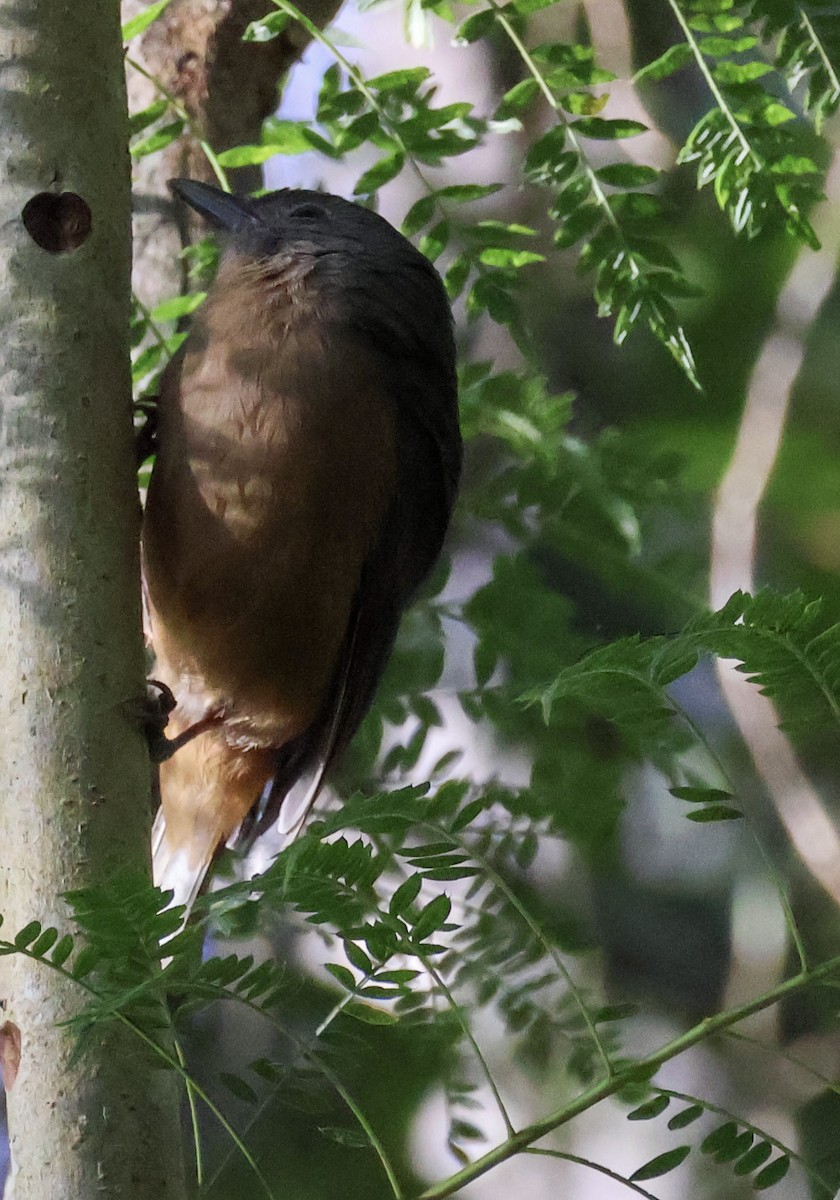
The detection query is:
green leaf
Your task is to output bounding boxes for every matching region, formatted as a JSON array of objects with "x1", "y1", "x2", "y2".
[
  {"x1": 122, "y1": 0, "x2": 172, "y2": 41},
  {"x1": 525, "y1": 130, "x2": 577, "y2": 184},
  {"x1": 421, "y1": 866, "x2": 481, "y2": 881},
  {"x1": 668, "y1": 1104, "x2": 704, "y2": 1130},
  {"x1": 243, "y1": 11, "x2": 289, "y2": 42},
  {"x1": 444, "y1": 254, "x2": 471, "y2": 299},
  {"x1": 553, "y1": 203, "x2": 602, "y2": 248},
  {"x1": 713, "y1": 60, "x2": 772, "y2": 84},
  {"x1": 325, "y1": 963, "x2": 356, "y2": 990},
  {"x1": 31, "y1": 928, "x2": 59, "y2": 957},
  {"x1": 596, "y1": 163, "x2": 659, "y2": 188},
  {"x1": 733, "y1": 1141, "x2": 773, "y2": 1175},
  {"x1": 412, "y1": 893, "x2": 451, "y2": 940},
  {"x1": 368, "y1": 68, "x2": 430, "y2": 91},
  {"x1": 761, "y1": 102, "x2": 796, "y2": 126},
  {"x1": 150, "y1": 292, "x2": 207, "y2": 322},
  {"x1": 685, "y1": 805, "x2": 742, "y2": 822},
  {"x1": 261, "y1": 118, "x2": 319, "y2": 155},
  {"x1": 495, "y1": 79, "x2": 540, "y2": 120},
  {"x1": 14, "y1": 921, "x2": 42, "y2": 948},
  {"x1": 454, "y1": 9, "x2": 495, "y2": 44},
  {"x1": 435, "y1": 183, "x2": 505, "y2": 203},
  {"x1": 419, "y1": 220, "x2": 449, "y2": 262},
  {"x1": 630, "y1": 1145, "x2": 691, "y2": 1181},
  {"x1": 450, "y1": 798, "x2": 486, "y2": 833},
  {"x1": 131, "y1": 121, "x2": 184, "y2": 158},
  {"x1": 635, "y1": 43, "x2": 693, "y2": 82},
  {"x1": 354, "y1": 153, "x2": 405, "y2": 194},
  {"x1": 562, "y1": 91, "x2": 609, "y2": 116},
  {"x1": 220, "y1": 1072, "x2": 259, "y2": 1104},
  {"x1": 628, "y1": 1095, "x2": 670, "y2": 1120},
  {"x1": 216, "y1": 145, "x2": 285, "y2": 167},
  {"x1": 478, "y1": 248, "x2": 545, "y2": 269},
  {"x1": 129, "y1": 100, "x2": 169, "y2": 136},
  {"x1": 754, "y1": 1155, "x2": 790, "y2": 1189},
  {"x1": 50, "y1": 935, "x2": 75, "y2": 967},
  {"x1": 390, "y1": 875, "x2": 422, "y2": 917},
  {"x1": 402, "y1": 195, "x2": 437, "y2": 237},
  {"x1": 344, "y1": 1002, "x2": 399, "y2": 1026},
  {"x1": 572, "y1": 117, "x2": 648, "y2": 139},
  {"x1": 345, "y1": 942, "x2": 373, "y2": 974},
  {"x1": 699, "y1": 35, "x2": 756, "y2": 55},
  {"x1": 669, "y1": 786, "x2": 735, "y2": 804},
  {"x1": 70, "y1": 945, "x2": 101, "y2": 980},
  {"x1": 701, "y1": 1122, "x2": 740, "y2": 1155}
]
